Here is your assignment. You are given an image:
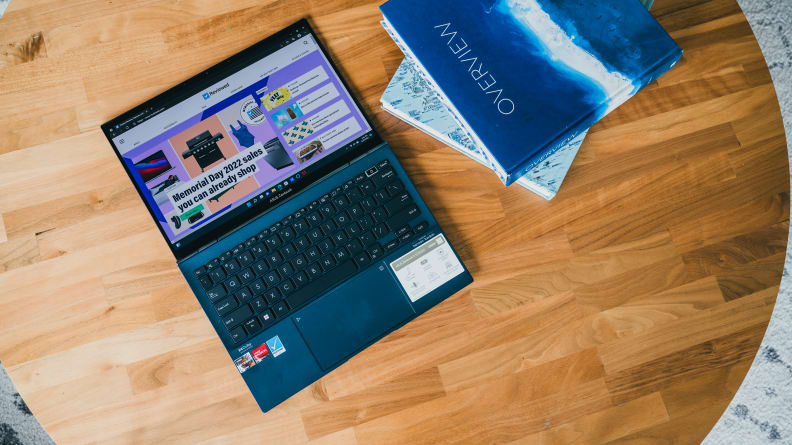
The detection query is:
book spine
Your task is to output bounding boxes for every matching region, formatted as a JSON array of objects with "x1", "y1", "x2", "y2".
[{"x1": 380, "y1": 18, "x2": 512, "y2": 185}]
